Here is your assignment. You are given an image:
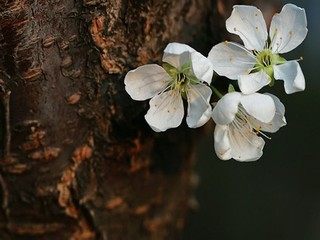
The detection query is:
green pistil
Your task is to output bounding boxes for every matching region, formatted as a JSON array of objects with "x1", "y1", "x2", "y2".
[
  {"x1": 255, "y1": 49, "x2": 276, "y2": 69},
  {"x1": 174, "y1": 73, "x2": 189, "y2": 98}
]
